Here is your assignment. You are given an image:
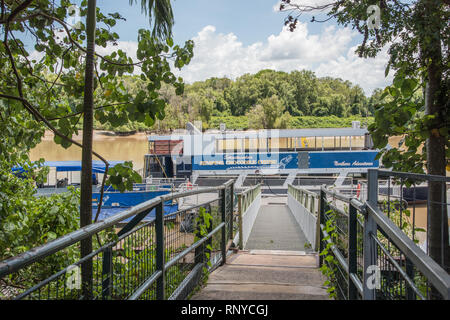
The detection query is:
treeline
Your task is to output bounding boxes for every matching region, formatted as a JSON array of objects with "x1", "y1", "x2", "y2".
[{"x1": 97, "y1": 69, "x2": 384, "y2": 132}]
